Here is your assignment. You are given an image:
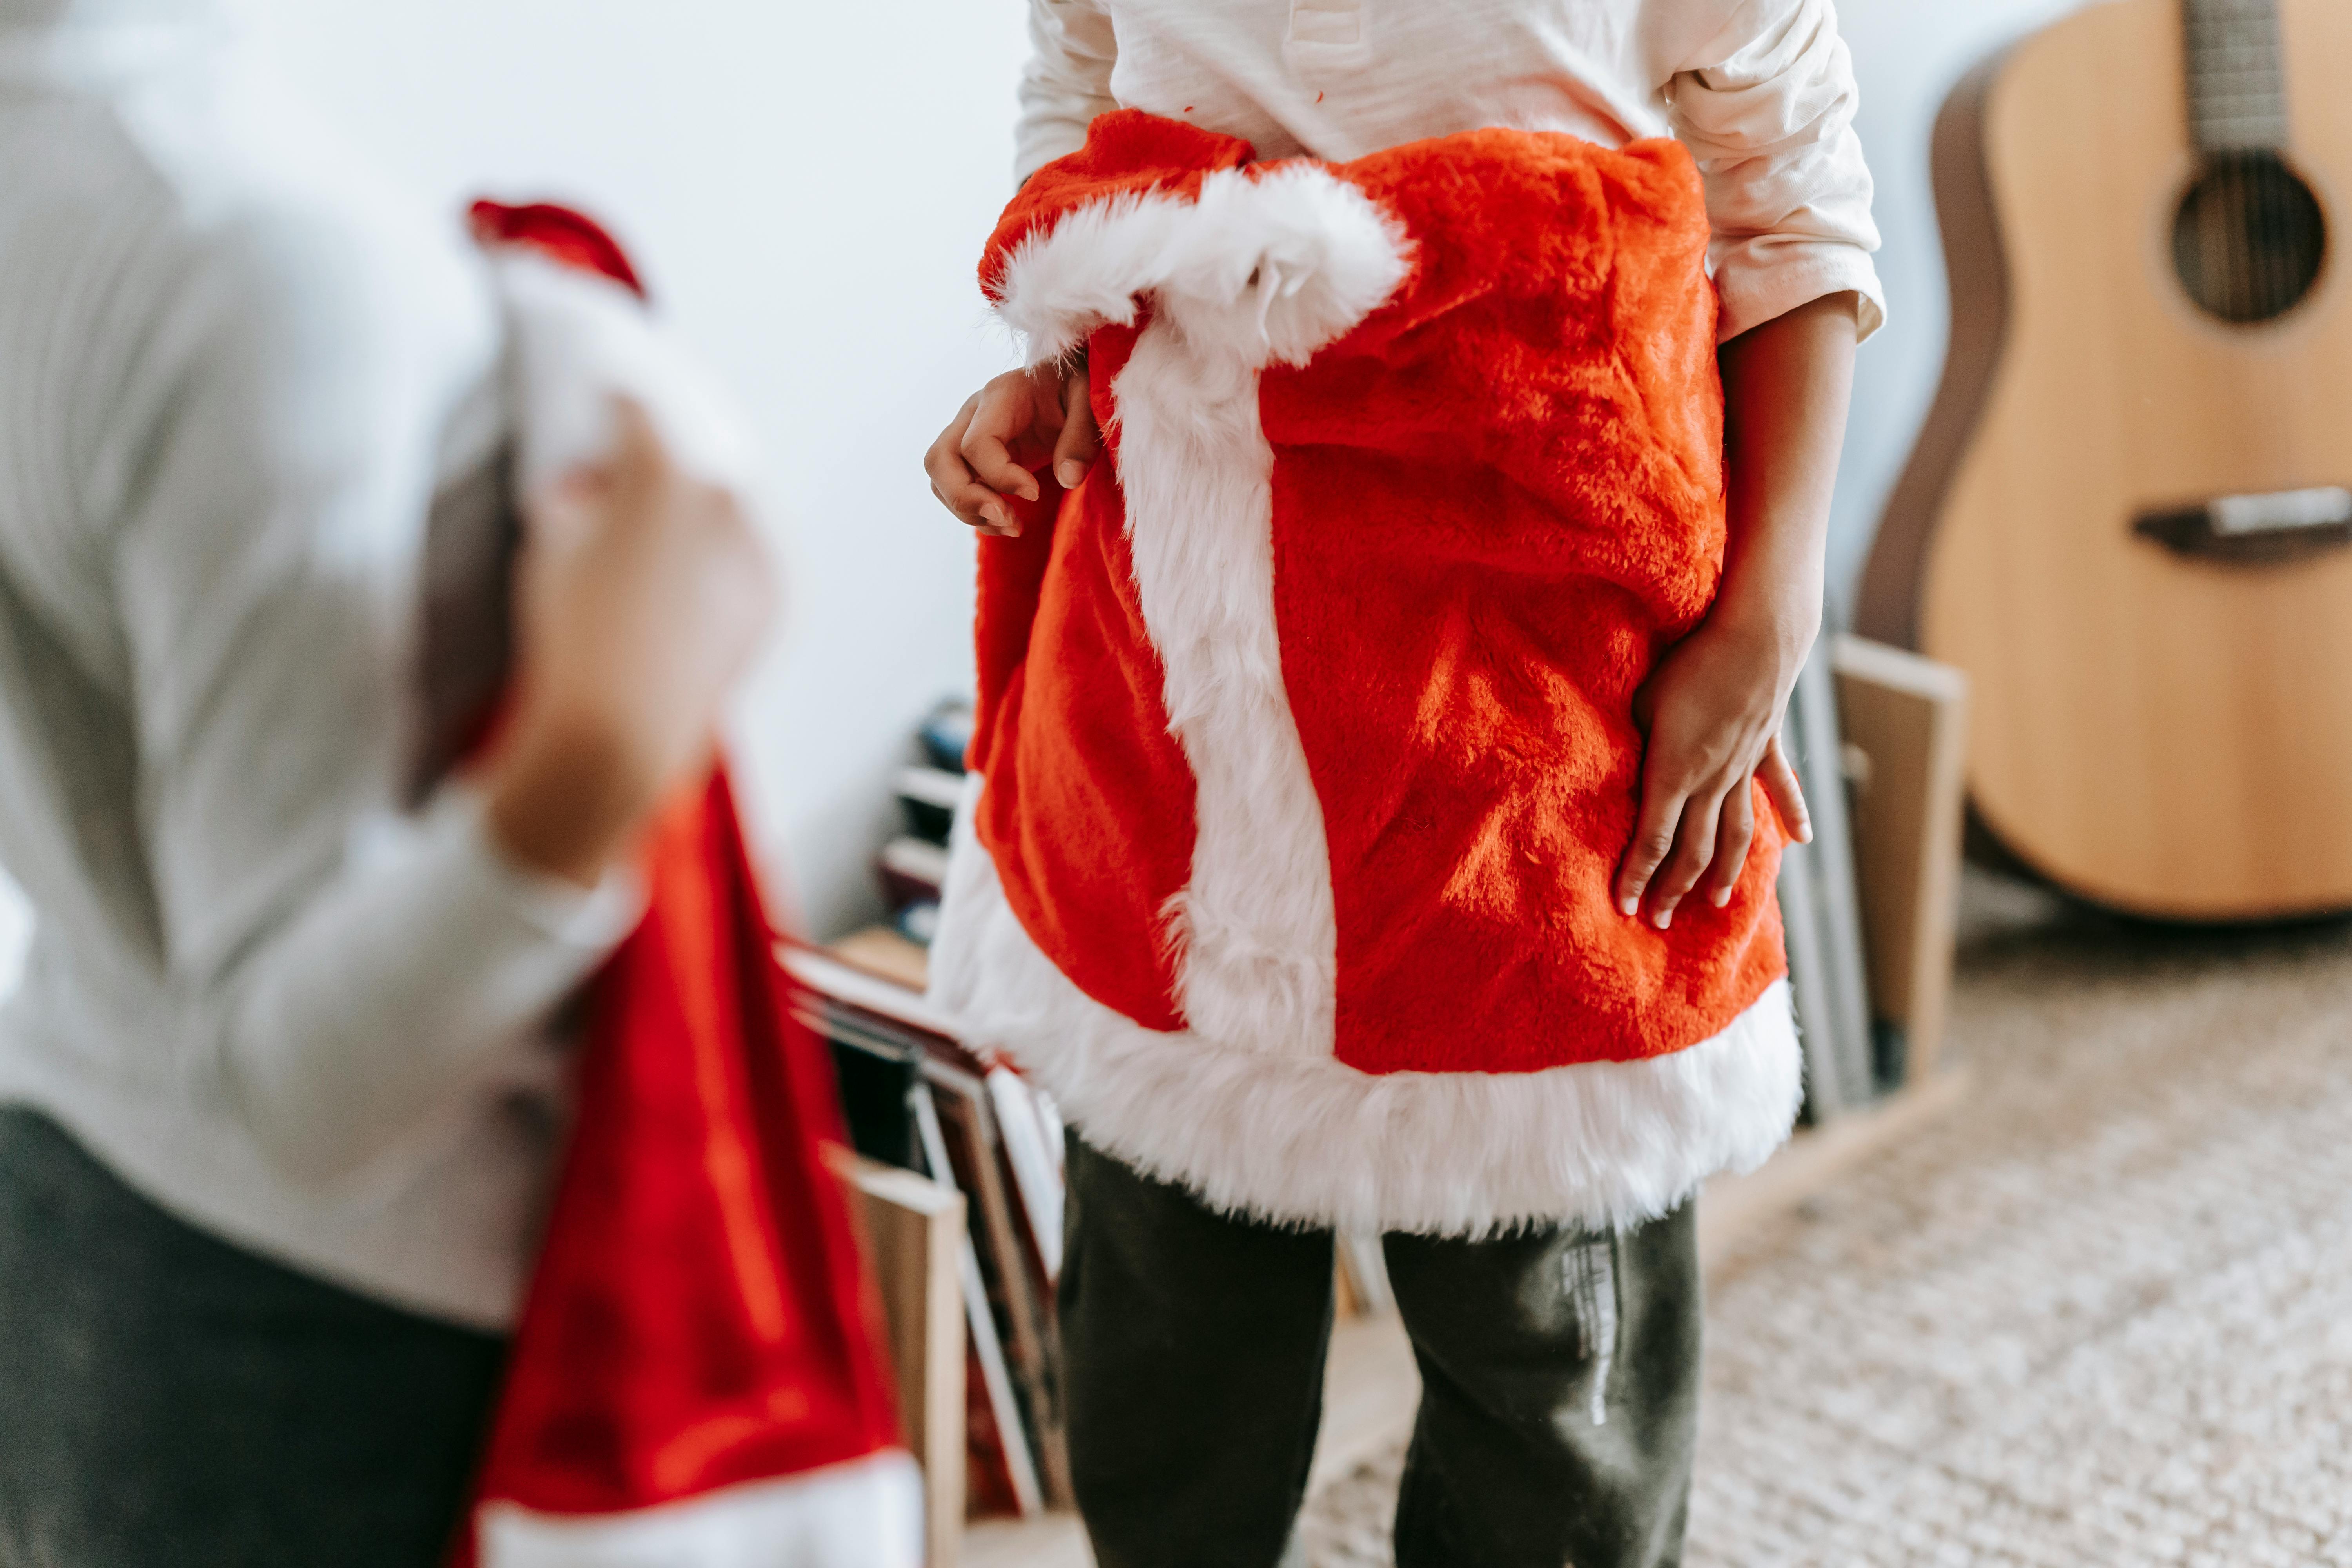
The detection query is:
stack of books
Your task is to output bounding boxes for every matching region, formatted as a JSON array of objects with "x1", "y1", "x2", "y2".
[
  {"x1": 1777, "y1": 643, "x2": 1886, "y2": 1119},
  {"x1": 782, "y1": 944, "x2": 1071, "y2": 1521},
  {"x1": 789, "y1": 936, "x2": 1397, "y2": 1522}
]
